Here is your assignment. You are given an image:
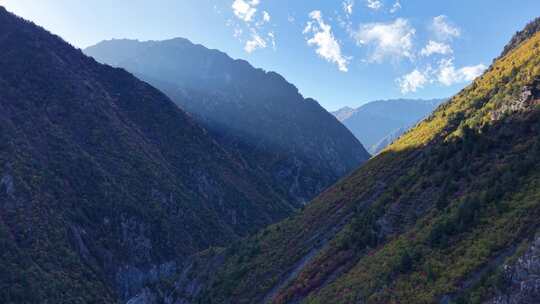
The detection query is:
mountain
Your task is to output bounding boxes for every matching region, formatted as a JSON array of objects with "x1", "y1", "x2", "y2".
[
  {"x1": 331, "y1": 106, "x2": 357, "y2": 122},
  {"x1": 332, "y1": 98, "x2": 445, "y2": 154},
  {"x1": 84, "y1": 39, "x2": 370, "y2": 204},
  {"x1": 140, "y1": 18, "x2": 540, "y2": 304},
  {"x1": 369, "y1": 125, "x2": 409, "y2": 155},
  {"x1": 0, "y1": 7, "x2": 301, "y2": 302}
]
